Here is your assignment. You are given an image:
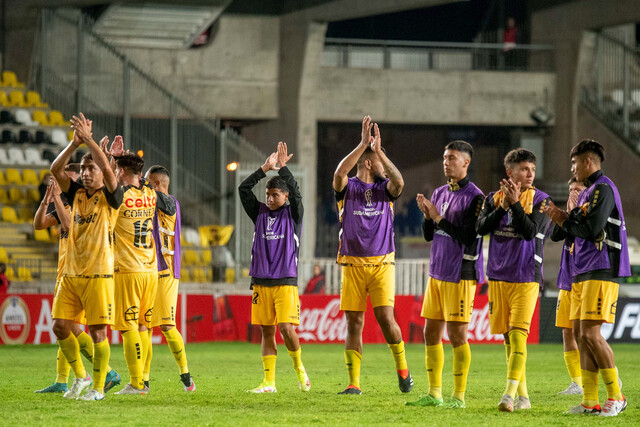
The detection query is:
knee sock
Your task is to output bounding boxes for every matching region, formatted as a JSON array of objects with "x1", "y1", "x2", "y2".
[
  {"x1": 563, "y1": 350, "x2": 582, "y2": 386},
  {"x1": 426, "y1": 343, "x2": 444, "y2": 399},
  {"x1": 452, "y1": 343, "x2": 471, "y2": 401},
  {"x1": 162, "y1": 328, "x2": 189, "y2": 375},
  {"x1": 345, "y1": 350, "x2": 362, "y2": 388},
  {"x1": 92, "y1": 338, "x2": 110, "y2": 393},
  {"x1": 601, "y1": 368, "x2": 623, "y2": 401},
  {"x1": 122, "y1": 330, "x2": 144, "y2": 389},
  {"x1": 76, "y1": 331, "x2": 94, "y2": 363},
  {"x1": 58, "y1": 334, "x2": 86, "y2": 379},
  {"x1": 582, "y1": 369, "x2": 599, "y2": 407},
  {"x1": 504, "y1": 329, "x2": 527, "y2": 398},
  {"x1": 287, "y1": 348, "x2": 304, "y2": 371},
  {"x1": 144, "y1": 330, "x2": 153, "y2": 381},
  {"x1": 388, "y1": 341, "x2": 409, "y2": 377},
  {"x1": 262, "y1": 355, "x2": 277, "y2": 385},
  {"x1": 517, "y1": 363, "x2": 528, "y2": 398},
  {"x1": 55, "y1": 348, "x2": 70, "y2": 384},
  {"x1": 139, "y1": 330, "x2": 151, "y2": 382}
]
